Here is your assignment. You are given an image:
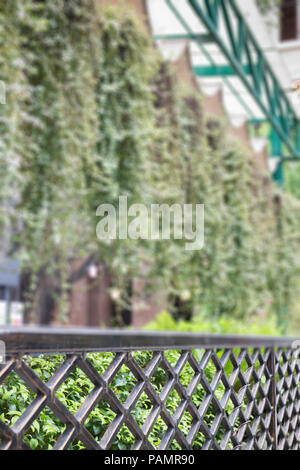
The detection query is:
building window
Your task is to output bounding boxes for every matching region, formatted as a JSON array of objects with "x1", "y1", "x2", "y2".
[{"x1": 280, "y1": 0, "x2": 298, "y2": 41}]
